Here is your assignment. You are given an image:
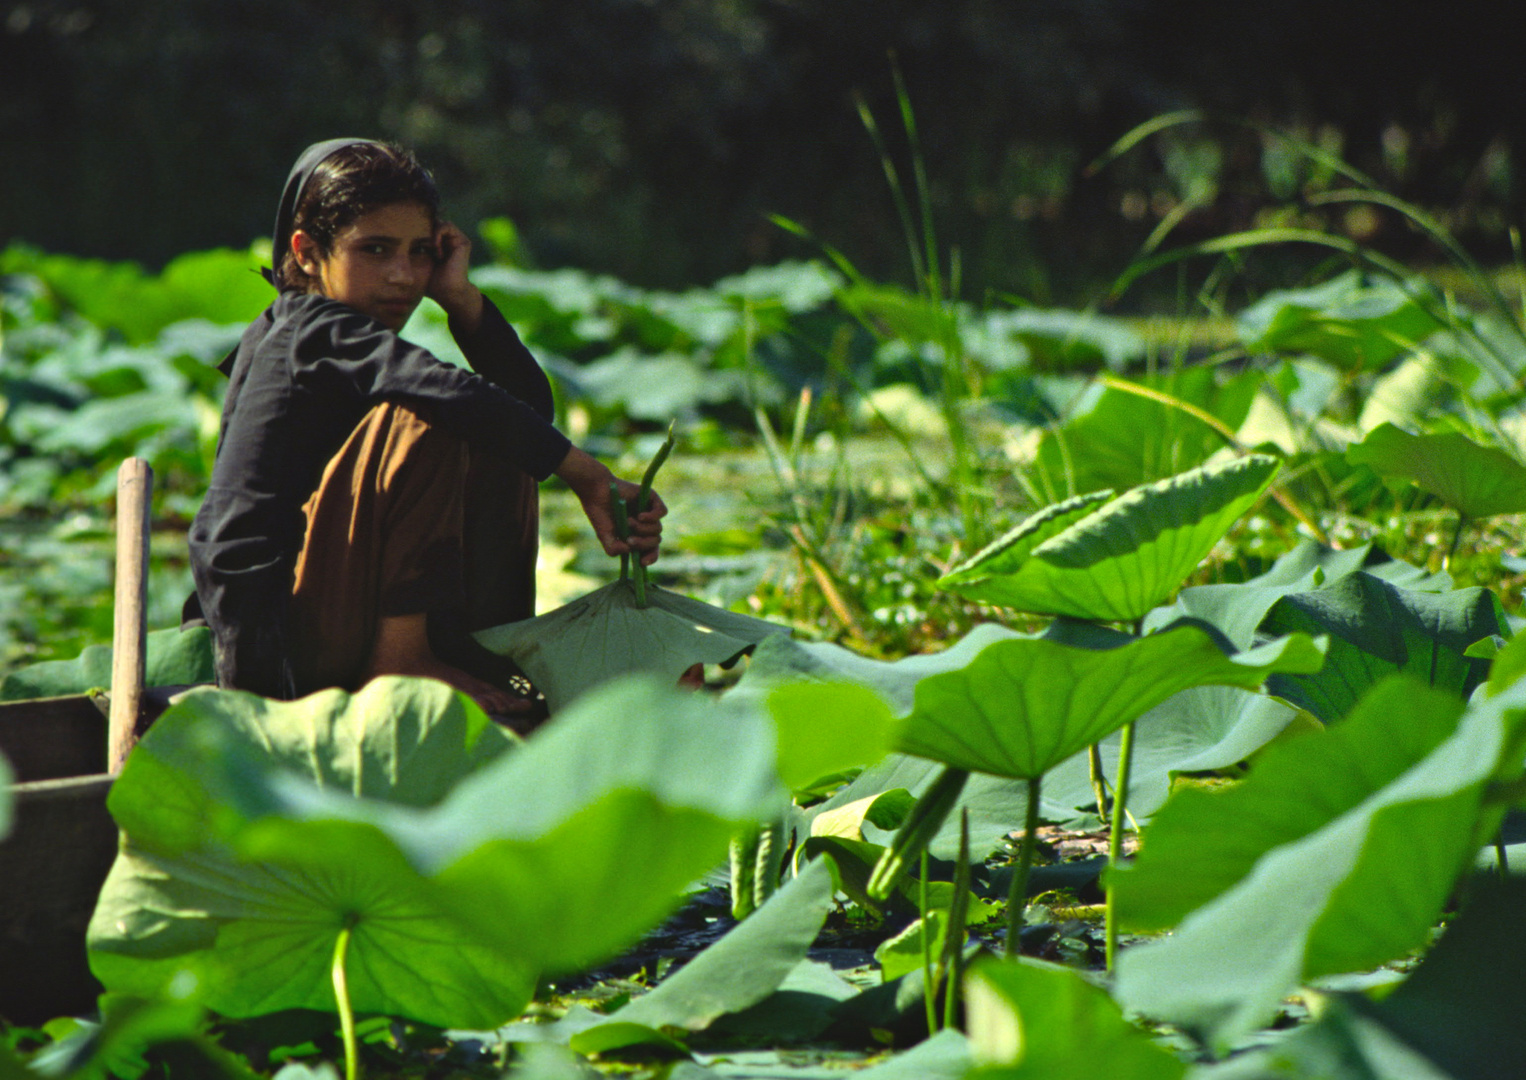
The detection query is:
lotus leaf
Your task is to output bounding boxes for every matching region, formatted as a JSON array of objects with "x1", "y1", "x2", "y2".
[
  {"x1": 1112, "y1": 676, "x2": 1526, "y2": 1051},
  {"x1": 1259, "y1": 571, "x2": 1507, "y2": 722},
  {"x1": 474, "y1": 579, "x2": 787, "y2": 712},
  {"x1": 1347, "y1": 877, "x2": 1526, "y2": 1080},
  {"x1": 765, "y1": 681, "x2": 897, "y2": 793},
  {"x1": 1143, "y1": 539, "x2": 1448, "y2": 650},
  {"x1": 1041, "y1": 684, "x2": 1312, "y2": 824},
  {"x1": 0, "y1": 625, "x2": 214, "y2": 701},
  {"x1": 937, "y1": 455, "x2": 1280, "y2": 623},
  {"x1": 1347, "y1": 422, "x2": 1526, "y2": 520},
  {"x1": 89, "y1": 674, "x2": 784, "y2": 1029},
  {"x1": 965, "y1": 957, "x2": 1185, "y2": 1079},
  {"x1": 1236, "y1": 271, "x2": 1445, "y2": 371},
  {"x1": 548, "y1": 859, "x2": 836, "y2": 1054},
  {"x1": 896, "y1": 626, "x2": 1325, "y2": 780},
  {"x1": 1030, "y1": 367, "x2": 1261, "y2": 494}
]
